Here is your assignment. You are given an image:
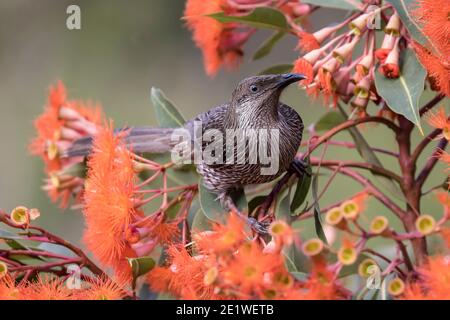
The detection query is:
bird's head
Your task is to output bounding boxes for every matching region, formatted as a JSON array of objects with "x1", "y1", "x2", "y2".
[{"x1": 228, "y1": 73, "x2": 306, "y2": 126}]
